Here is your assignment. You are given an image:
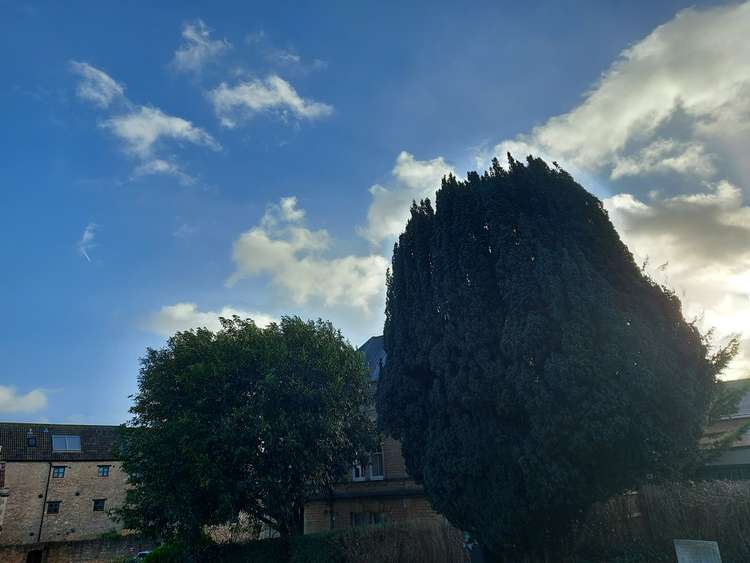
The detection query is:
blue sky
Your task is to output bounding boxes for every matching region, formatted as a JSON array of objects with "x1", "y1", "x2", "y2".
[{"x1": 2, "y1": 0, "x2": 749, "y2": 424}]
